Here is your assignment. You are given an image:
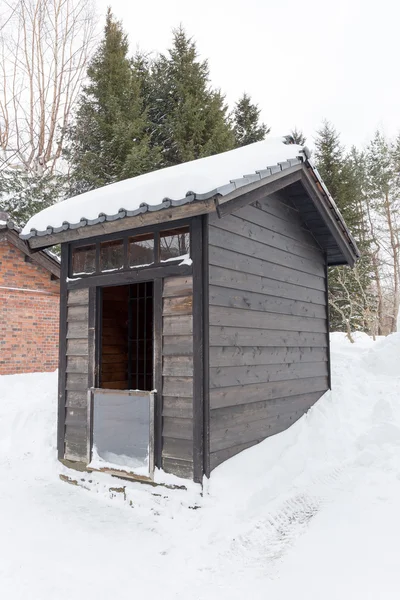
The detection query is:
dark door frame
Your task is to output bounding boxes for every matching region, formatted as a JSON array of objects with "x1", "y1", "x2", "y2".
[{"x1": 91, "y1": 276, "x2": 164, "y2": 470}]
